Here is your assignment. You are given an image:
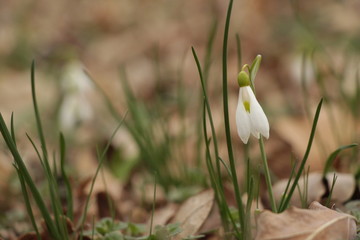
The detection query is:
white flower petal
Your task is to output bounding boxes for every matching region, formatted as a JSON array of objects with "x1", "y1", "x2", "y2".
[
  {"x1": 62, "y1": 61, "x2": 93, "y2": 93},
  {"x1": 59, "y1": 95, "x2": 93, "y2": 132},
  {"x1": 246, "y1": 87, "x2": 270, "y2": 139},
  {"x1": 59, "y1": 96, "x2": 78, "y2": 131},
  {"x1": 236, "y1": 88, "x2": 251, "y2": 144},
  {"x1": 251, "y1": 128, "x2": 261, "y2": 139},
  {"x1": 78, "y1": 95, "x2": 93, "y2": 121}
]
